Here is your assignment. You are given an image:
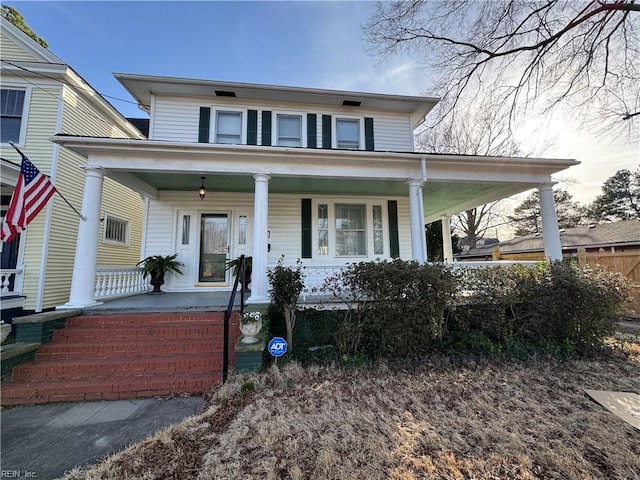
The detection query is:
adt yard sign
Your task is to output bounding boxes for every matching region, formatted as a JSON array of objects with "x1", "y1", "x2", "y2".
[{"x1": 268, "y1": 337, "x2": 288, "y2": 357}]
